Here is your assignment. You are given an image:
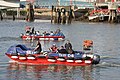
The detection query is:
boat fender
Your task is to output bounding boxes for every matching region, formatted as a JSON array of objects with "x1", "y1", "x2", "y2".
[{"x1": 43, "y1": 52, "x2": 48, "y2": 56}]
